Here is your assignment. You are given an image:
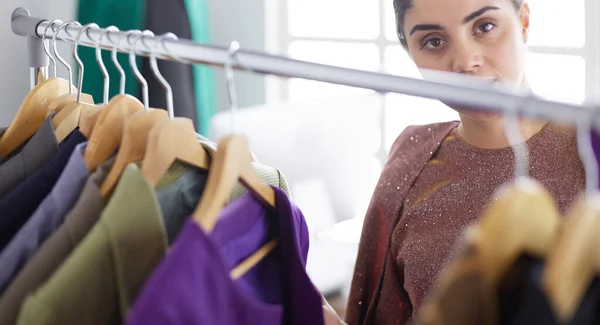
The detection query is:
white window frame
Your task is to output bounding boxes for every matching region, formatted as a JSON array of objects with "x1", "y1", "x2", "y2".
[
  {"x1": 588, "y1": 0, "x2": 600, "y2": 103},
  {"x1": 265, "y1": 0, "x2": 600, "y2": 105}
]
